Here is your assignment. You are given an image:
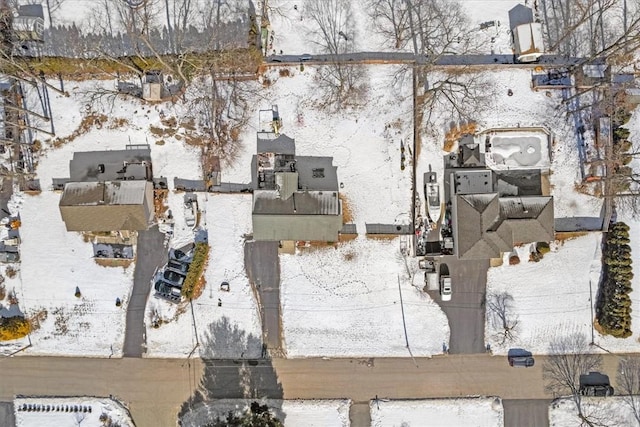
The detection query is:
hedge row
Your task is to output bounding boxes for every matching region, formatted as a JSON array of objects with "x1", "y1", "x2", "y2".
[
  {"x1": 181, "y1": 242, "x2": 210, "y2": 299},
  {"x1": 597, "y1": 222, "x2": 633, "y2": 338},
  {"x1": 0, "y1": 316, "x2": 31, "y2": 341}
]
